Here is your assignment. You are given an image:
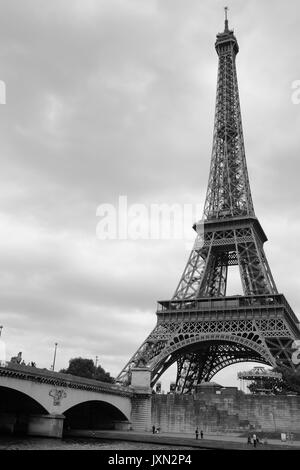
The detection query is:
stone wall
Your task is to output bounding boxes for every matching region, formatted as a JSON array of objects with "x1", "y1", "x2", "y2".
[
  {"x1": 151, "y1": 389, "x2": 300, "y2": 433},
  {"x1": 131, "y1": 394, "x2": 152, "y2": 432}
]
